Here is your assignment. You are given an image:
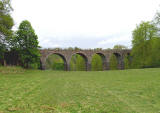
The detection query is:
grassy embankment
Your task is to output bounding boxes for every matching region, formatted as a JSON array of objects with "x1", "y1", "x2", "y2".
[{"x1": 0, "y1": 67, "x2": 160, "y2": 113}]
